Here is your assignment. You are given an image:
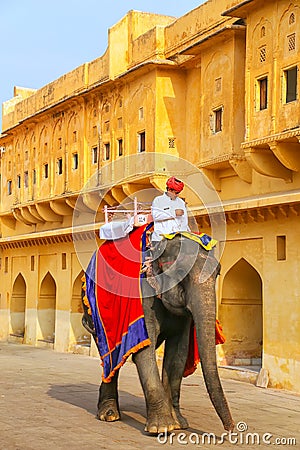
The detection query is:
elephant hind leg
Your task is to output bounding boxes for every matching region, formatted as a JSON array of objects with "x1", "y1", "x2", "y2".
[{"x1": 97, "y1": 372, "x2": 120, "y2": 422}]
